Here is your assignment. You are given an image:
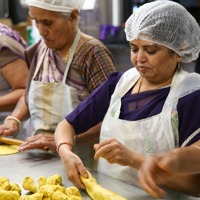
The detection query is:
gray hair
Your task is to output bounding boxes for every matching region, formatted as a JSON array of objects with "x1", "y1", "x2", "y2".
[{"x1": 59, "y1": 12, "x2": 81, "y2": 25}]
